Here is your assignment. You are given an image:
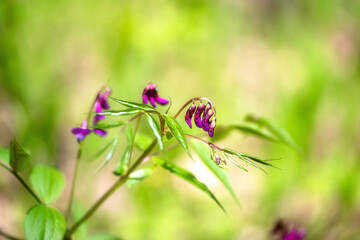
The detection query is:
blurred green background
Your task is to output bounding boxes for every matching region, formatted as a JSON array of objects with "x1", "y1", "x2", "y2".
[{"x1": 1, "y1": 0, "x2": 360, "y2": 239}]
